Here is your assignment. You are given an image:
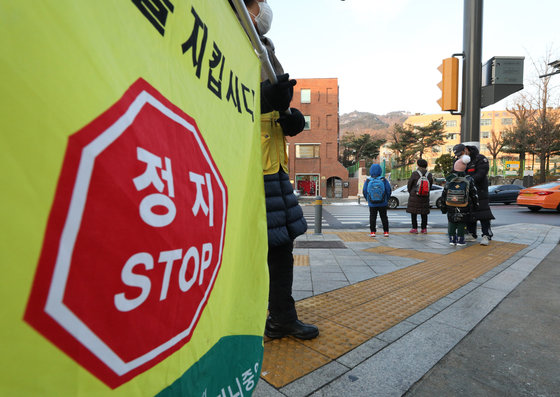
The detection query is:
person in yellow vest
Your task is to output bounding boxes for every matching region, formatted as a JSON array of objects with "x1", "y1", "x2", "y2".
[{"x1": 230, "y1": 0, "x2": 319, "y2": 340}]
